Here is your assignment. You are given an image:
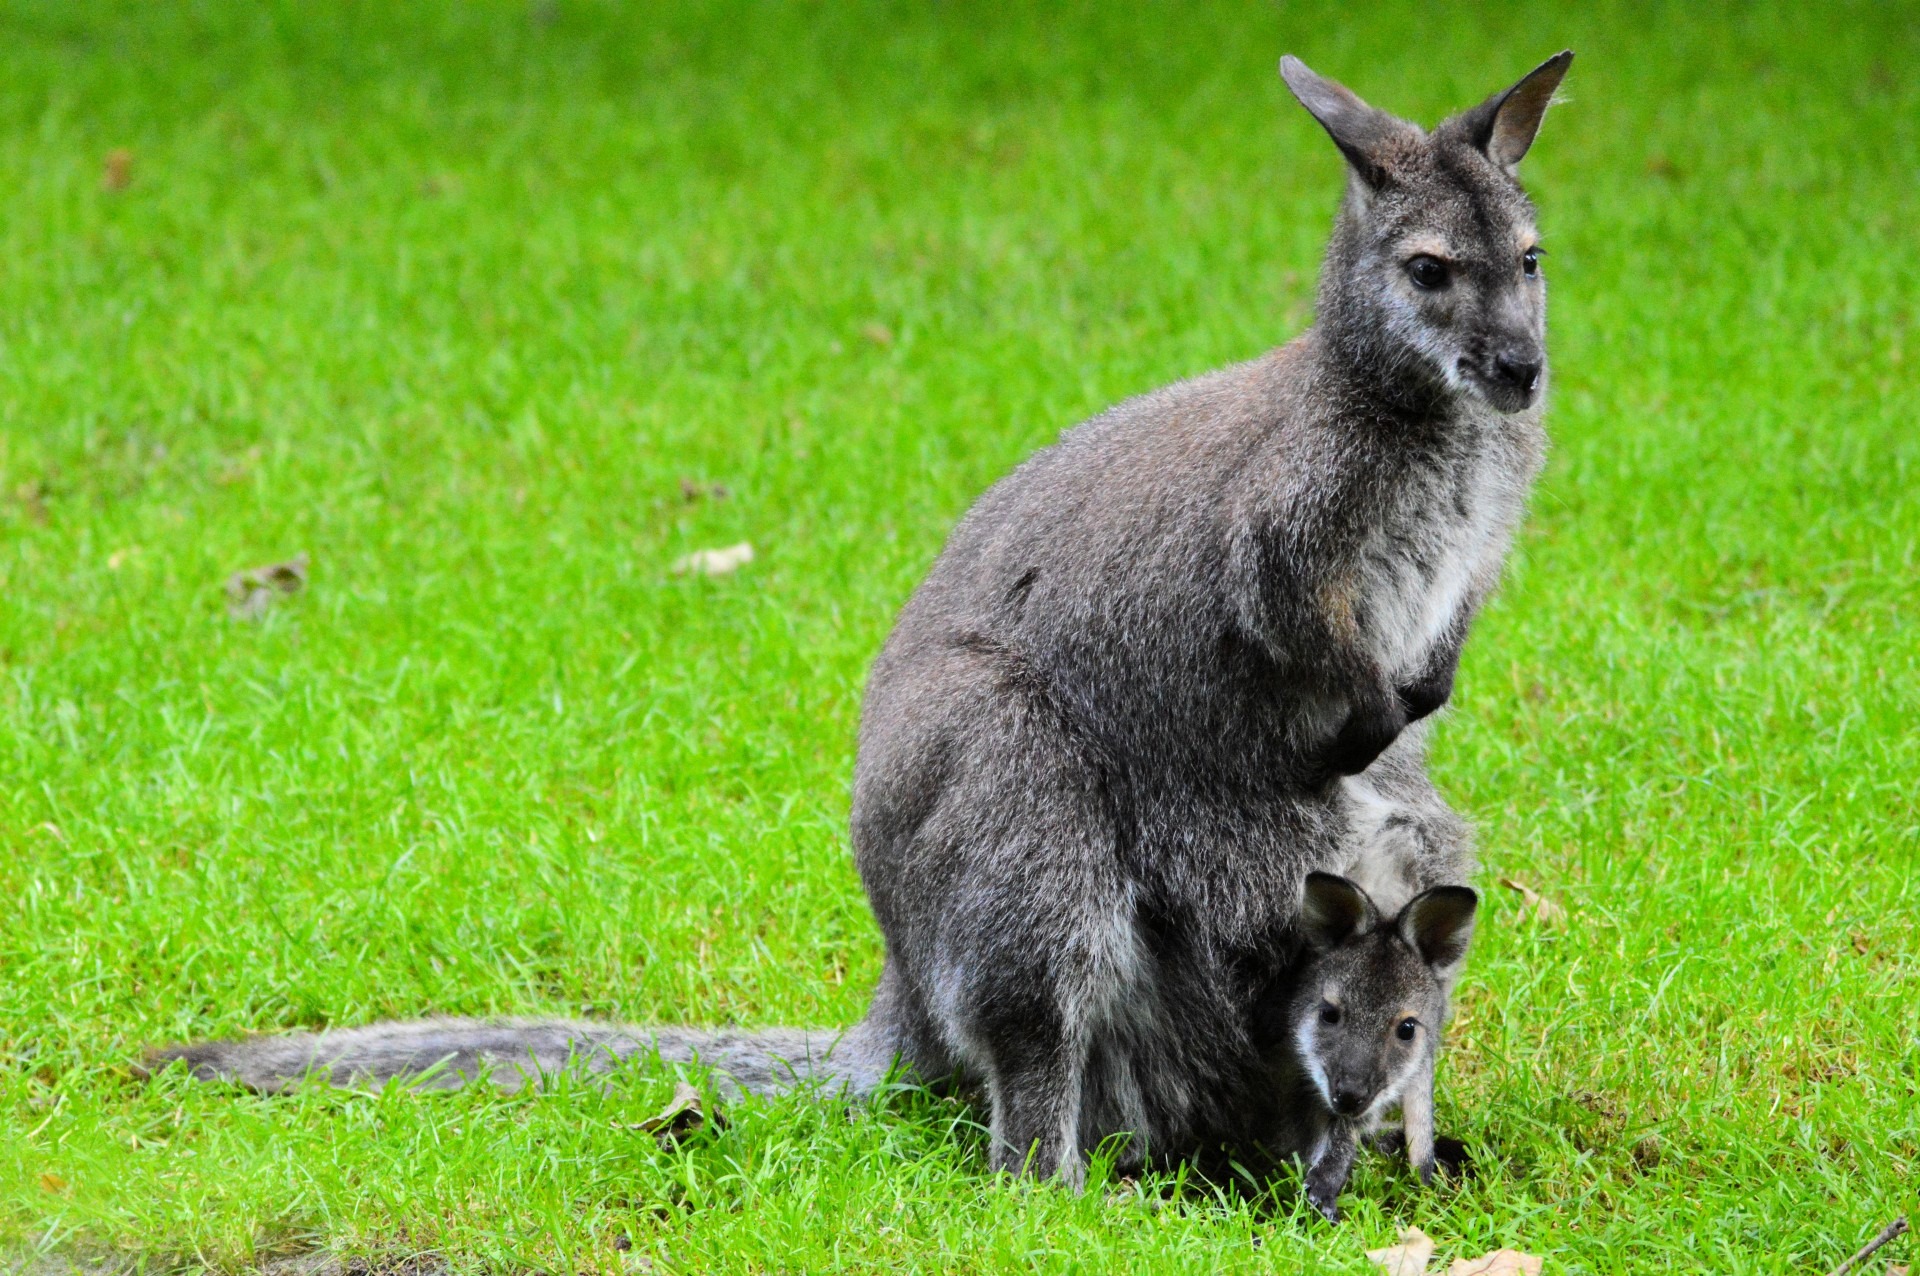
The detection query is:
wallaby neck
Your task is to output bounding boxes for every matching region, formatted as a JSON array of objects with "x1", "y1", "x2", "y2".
[{"x1": 1301, "y1": 321, "x2": 1468, "y2": 429}]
